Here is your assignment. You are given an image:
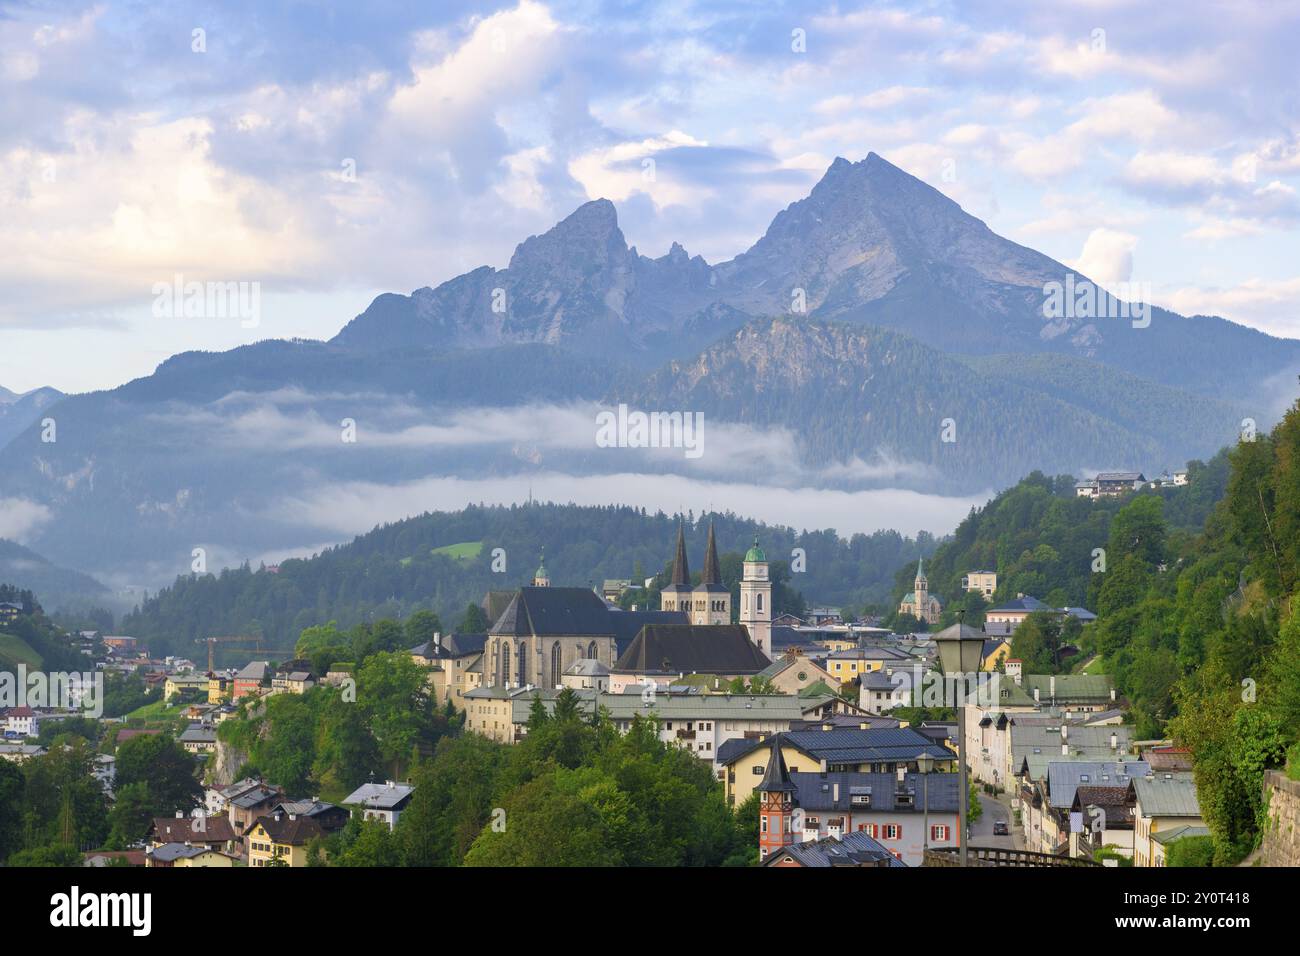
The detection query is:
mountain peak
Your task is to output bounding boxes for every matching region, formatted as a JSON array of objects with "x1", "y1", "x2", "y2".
[{"x1": 508, "y1": 197, "x2": 627, "y2": 272}]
